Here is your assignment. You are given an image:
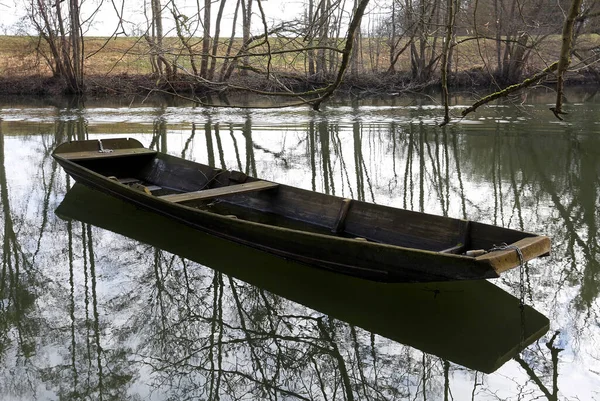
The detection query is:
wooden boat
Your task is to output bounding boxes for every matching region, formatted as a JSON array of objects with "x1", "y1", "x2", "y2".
[
  {"x1": 52, "y1": 137, "x2": 551, "y2": 283},
  {"x1": 56, "y1": 183, "x2": 550, "y2": 373}
]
